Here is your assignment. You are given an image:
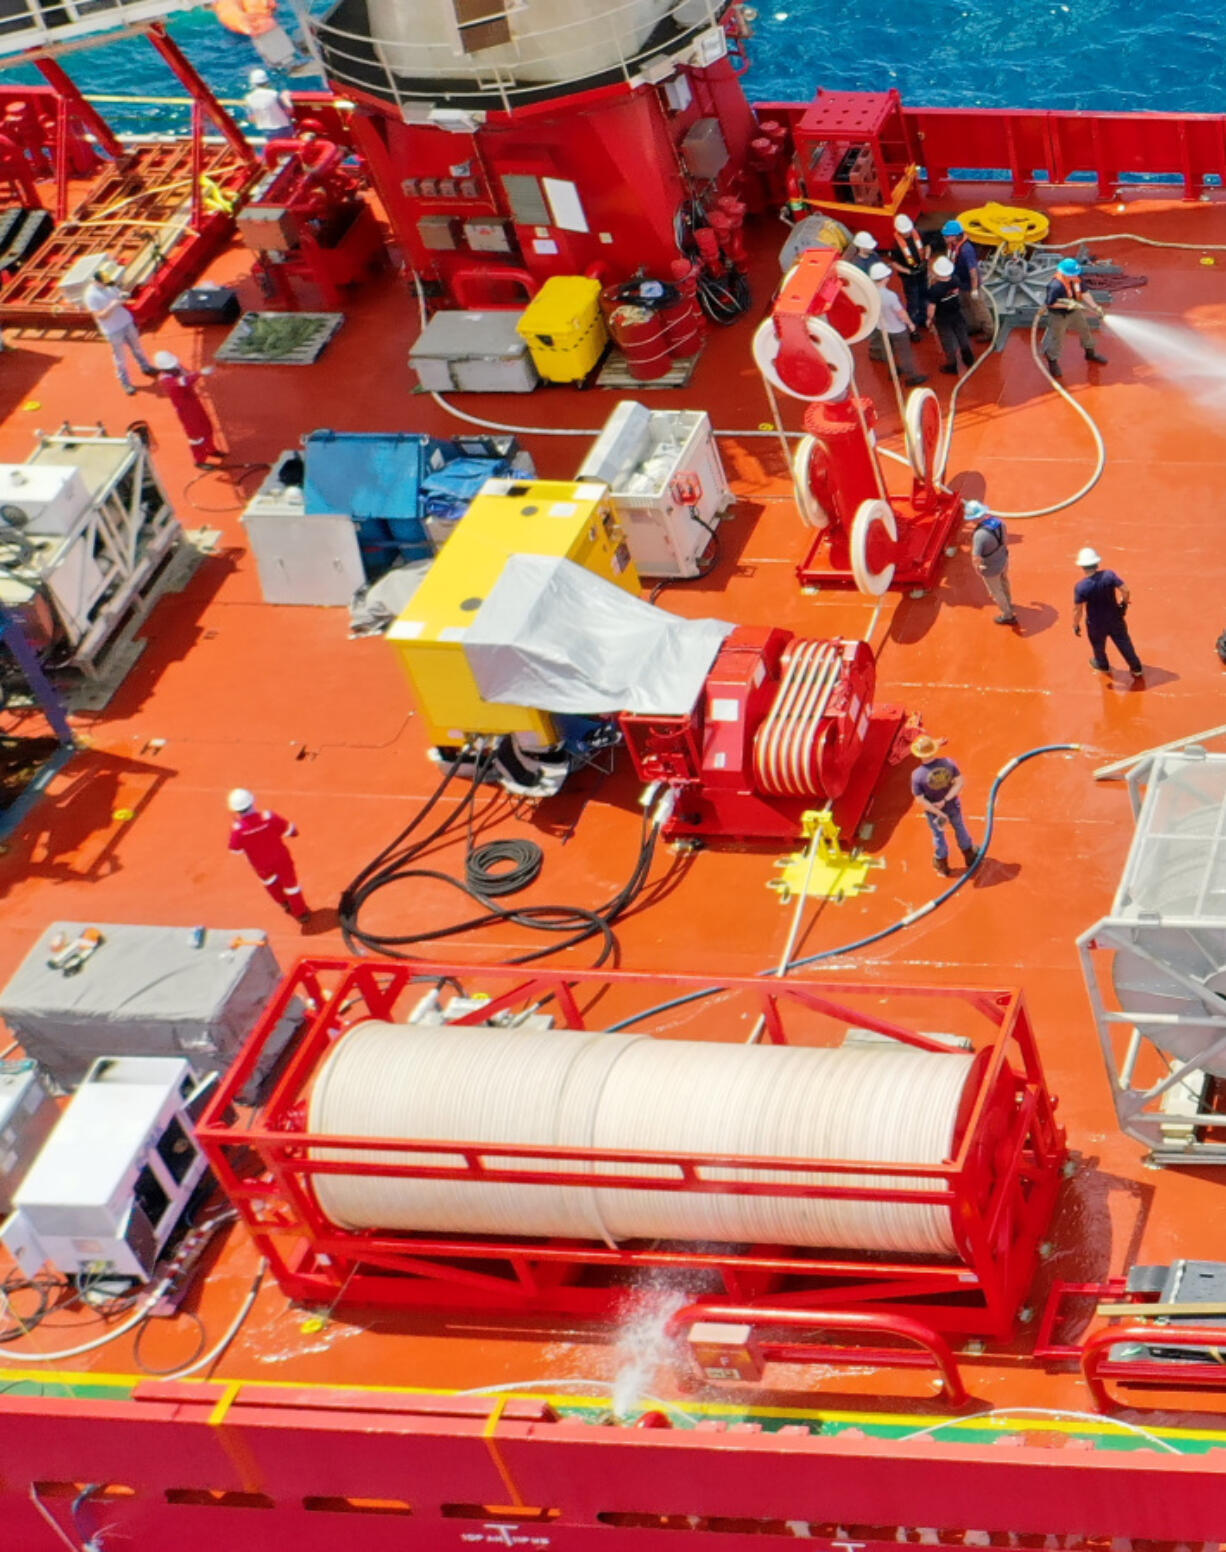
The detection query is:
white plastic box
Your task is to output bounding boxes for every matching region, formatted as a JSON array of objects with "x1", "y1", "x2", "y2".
[
  {"x1": 578, "y1": 402, "x2": 734, "y2": 578},
  {"x1": 409, "y1": 310, "x2": 540, "y2": 394}
]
